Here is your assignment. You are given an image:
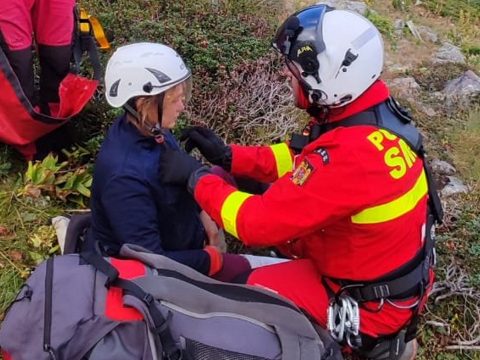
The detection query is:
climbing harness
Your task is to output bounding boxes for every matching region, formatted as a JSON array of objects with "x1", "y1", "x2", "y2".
[{"x1": 73, "y1": 7, "x2": 111, "y2": 81}]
